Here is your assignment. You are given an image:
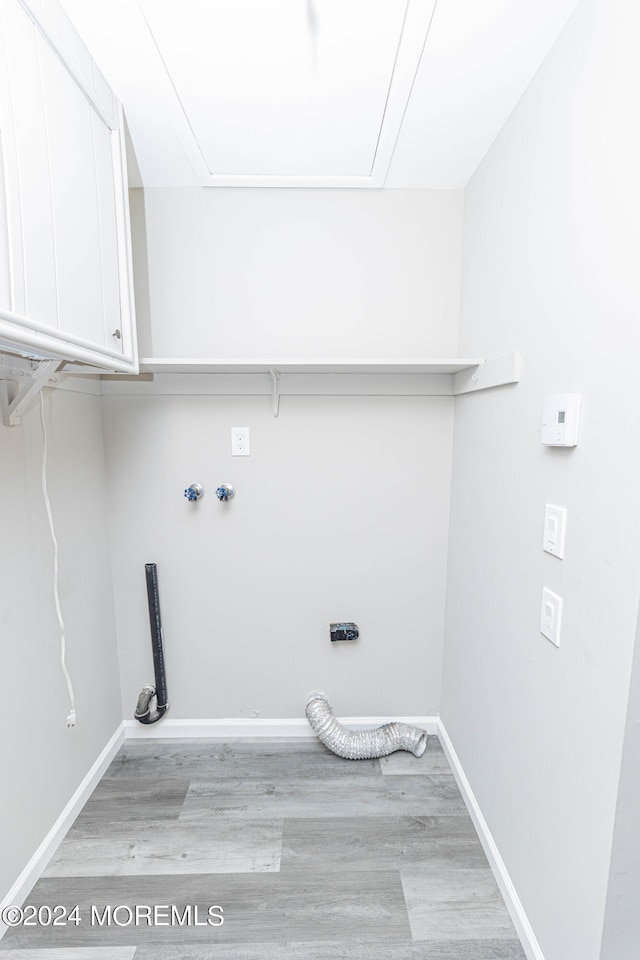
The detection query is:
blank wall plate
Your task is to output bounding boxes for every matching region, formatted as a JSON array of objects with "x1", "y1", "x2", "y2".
[
  {"x1": 540, "y1": 587, "x2": 563, "y2": 647},
  {"x1": 543, "y1": 504, "x2": 567, "y2": 559}
]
